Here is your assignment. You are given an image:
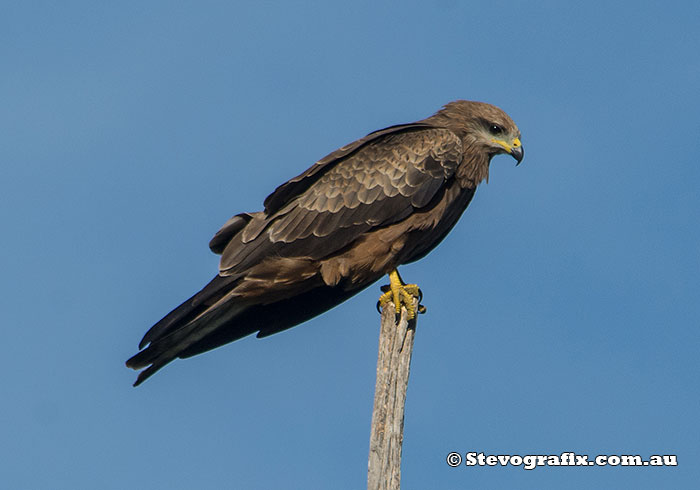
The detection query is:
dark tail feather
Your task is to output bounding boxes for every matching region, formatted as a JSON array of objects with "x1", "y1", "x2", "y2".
[
  {"x1": 126, "y1": 300, "x2": 248, "y2": 386},
  {"x1": 138, "y1": 275, "x2": 238, "y2": 349},
  {"x1": 127, "y1": 279, "x2": 377, "y2": 386},
  {"x1": 178, "y1": 283, "x2": 365, "y2": 357},
  {"x1": 130, "y1": 360, "x2": 169, "y2": 387}
]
